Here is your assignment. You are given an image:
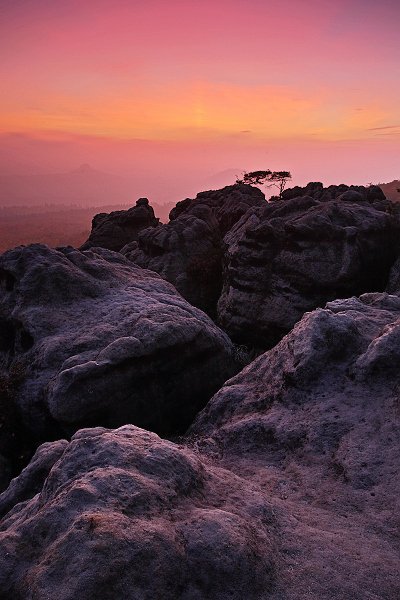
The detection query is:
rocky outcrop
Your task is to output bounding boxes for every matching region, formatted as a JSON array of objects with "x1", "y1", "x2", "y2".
[
  {"x1": 0, "y1": 244, "x2": 237, "y2": 442},
  {"x1": 1, "y1": 293, "x2": 400, "y2": 600},
  {"x1": 123, "y1": 184, "x2": 265, "y2": 316},
  {"x1": 80, "y1": 198, "x2": 159, "y2": 252},
  {"x1": 1, "y1": 183, "x2": 400, "y2": 599},
  {"x1": 189, "y1": 293, "x2": 400, "y2": 598},
  {"x1": 279, "y1": 181, "x2": 386, "y2": 203},
  {"x1": 218, "y1": 187, "x2": 400, "y2": 347},
  {"x1": 0, "y1": 426, "x2": 277, "y2": 600}
]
